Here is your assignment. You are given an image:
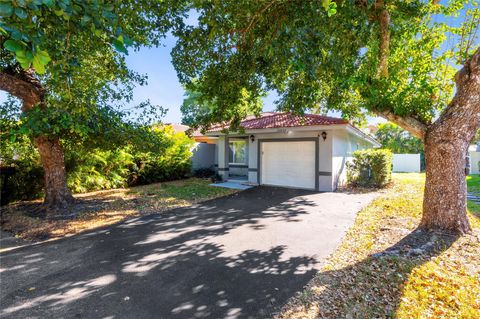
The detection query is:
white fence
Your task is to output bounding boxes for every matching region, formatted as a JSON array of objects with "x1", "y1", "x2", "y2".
[
  {"x1": 470, "y1": 151, "x2": 480, "y2": 175},
  {"x1": 392, "y1": 154, "x2": 421, "y2": 173}
]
